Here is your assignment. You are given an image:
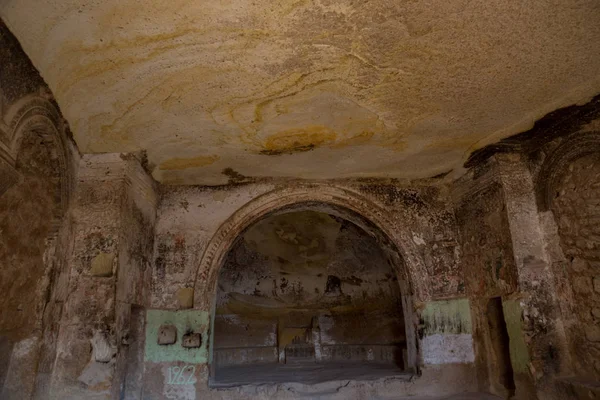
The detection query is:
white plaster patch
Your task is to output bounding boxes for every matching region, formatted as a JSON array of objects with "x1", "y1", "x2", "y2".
[
  {"x1": 367, "y1": 348, "x2": 374, "y2": 361},
  {"x1": 412, "y1": 232, "x2": 426, "y2": 246},
  {"x1": 316, "y1": 314, "x2": 335, "y2": 345},
  {"x1": 91, "y1": 329, "x2": 116, "y2": 363},
  {"x1": 12, "y1": 337, "x2": 39, "y2": 358},
  {"x1": 268, "y1": 331, "x2": 277, "y2": 346},
  {"x1": 421, "y1": 333, "x2": 475, "y2": 365},
  {"x1": 78, "y1": 361, "x2": 114, "y2": 388}
]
